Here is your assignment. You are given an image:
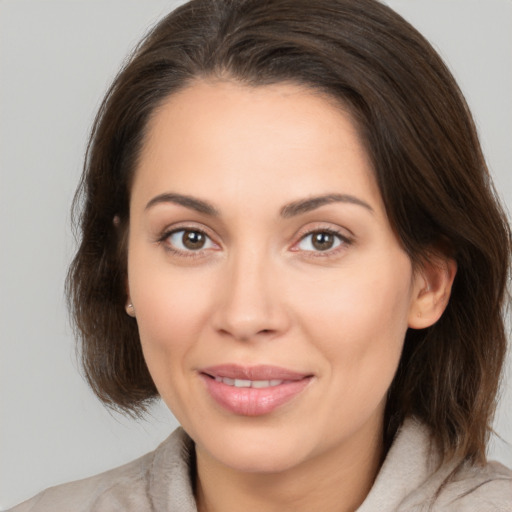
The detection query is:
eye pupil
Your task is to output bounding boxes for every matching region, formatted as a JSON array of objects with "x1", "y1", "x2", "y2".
[
  {"x1": 312, "y1": 232, "x2": 334, "y2": 251},
  {"x1": 183, "y1": 230, "x2": 205, "y2": 250}
]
